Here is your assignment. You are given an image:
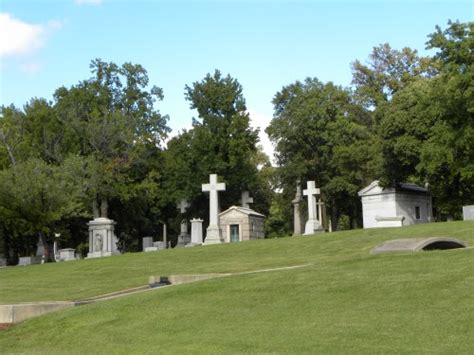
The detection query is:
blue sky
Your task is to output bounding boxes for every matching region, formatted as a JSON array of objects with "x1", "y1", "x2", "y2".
[{"x1": 0, "y1": 0, "x2": 472, "y2": 156}]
